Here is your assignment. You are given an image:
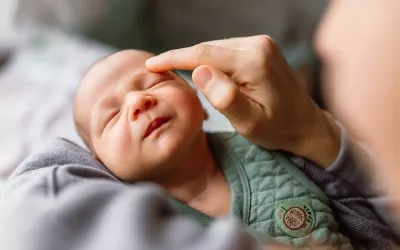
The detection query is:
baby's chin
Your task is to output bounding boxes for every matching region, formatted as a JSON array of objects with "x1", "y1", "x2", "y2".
[
  {"x1": 113, "y1": 151, "x2": 184, "y2": 183},
  {"x1": 106, "y1": 121, "x2": 205, "y2": 181},
  {"x1": 146, "y1": 129, "x2": 195, "y2": 163},
  {"x1": 125, "y1": 131, "x2": 204, "y2": 181}
]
